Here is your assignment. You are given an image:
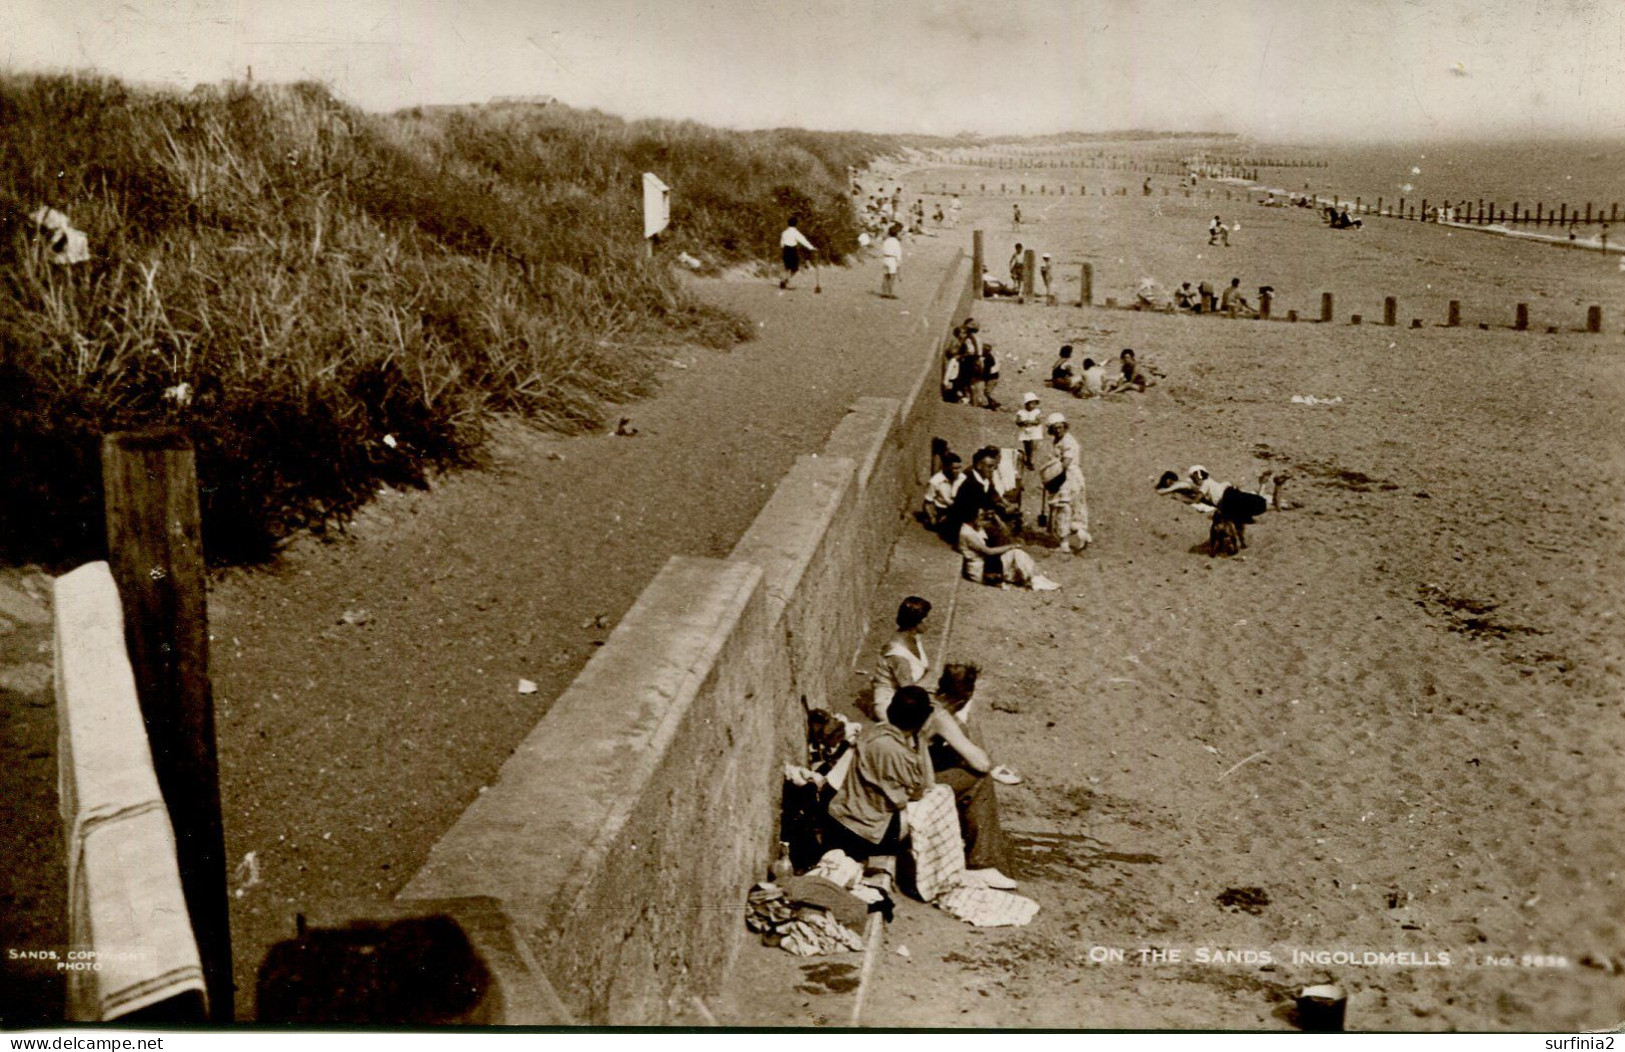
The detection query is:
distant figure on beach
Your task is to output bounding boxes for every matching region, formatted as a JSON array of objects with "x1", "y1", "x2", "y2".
[
  {"x1": 1013, "y1": 203, "x2": 1023, "y2": 231},
  {"x1": 923, "y1": 453, "x2": 965, "y2": 530},
  {"x1": 1197, "y1": 280, "x2": 1216, "y2": 312},
  {"x1": 1009, "y1": 243, "x2": 1025, "y2": 286},
  {"x1": 1174, "y1": 282, "x2": 1199, "y2": 310},
  {"x1": 1219, "y1": 278, "x2": 1255, "y2": 316},
  {"x1": 1106, "y1": 348, "x2": 1154, "y2": 393},
  {"x1": 1143, "y1": 177, "x2": 1153, "y2": 196},
  {"x1": 949, "y1": 194, "x2": 962, "y2": 228},
  {"x1": 1209, "y1": 215, "x2": 1230, "y2": 246},
  {"x1": 1016, "y1": 393, "x2": 1044, "y2": 469},
  {"x1": 880, "y1": 223, "x2": 903, "y2": 298},
  {"x1": 933, "y1": 202, "x2": 945, "y2": 225},
  {"x1": 1157, "y1": 466, "x2": 1289, "y2": 557},
  {"x1": 981, "y1": 267, "x2": 1020, "y2": 298},
  {"x1": 1040, "y1": 414, "x2": 1091, "y2": 554},
  {"x1": 1077, "y1": 357, "x2": 1106, "y2": 398},
  {"x1": 778, "y1": 217, "x2": 816, "y2": 290},
  {"x1": 1050, "y1": 344, "x2": 1078, "y2": 390},
  {"x1": 1040, "y1": 253, "x2": 1053, "y2": 299}
]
